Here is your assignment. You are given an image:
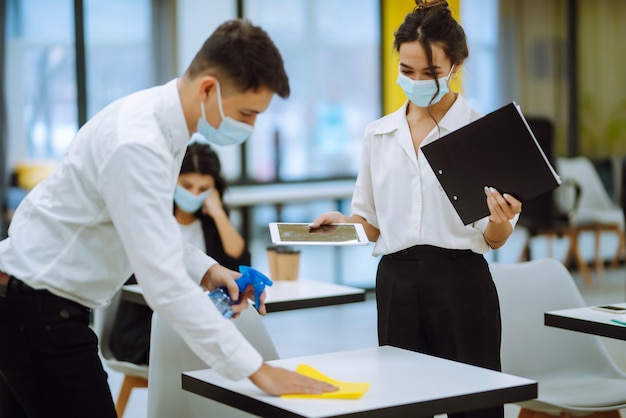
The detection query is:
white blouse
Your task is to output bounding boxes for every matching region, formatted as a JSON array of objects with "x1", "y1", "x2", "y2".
[{"x1": 352, "y1": 95, "x2": 517, "y2": 256}]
